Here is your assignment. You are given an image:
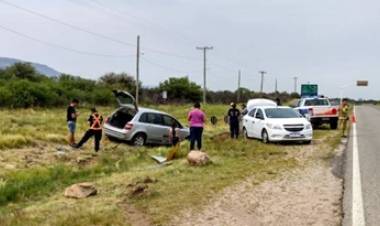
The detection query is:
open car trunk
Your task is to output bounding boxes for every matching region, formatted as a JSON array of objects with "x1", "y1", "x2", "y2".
[
  {"x1": 109, "y1": 90, "x2": 138, "y2": 129},
  {"x1": 109, "y1": 107, "x2": 137, "y2": 129}
]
